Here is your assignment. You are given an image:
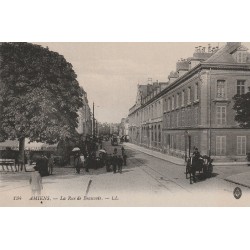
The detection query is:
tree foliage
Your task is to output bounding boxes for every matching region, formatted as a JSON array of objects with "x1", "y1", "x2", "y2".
[
  {"x1": 0, "y1": 42, "x2": 83, "y2": 144},
  {"x1": 233, "y1": 93, "x2": 250, "y2": 128}
]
